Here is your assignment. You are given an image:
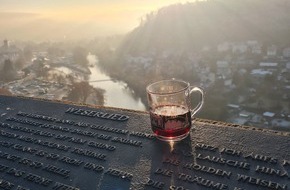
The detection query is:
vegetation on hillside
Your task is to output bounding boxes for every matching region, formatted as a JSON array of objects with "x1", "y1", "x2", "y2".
[
  {"x1": 97, "y1": 0, "x2": 290, "y2": 120},
  {"x1": 118, "y1": 0, "x2": 290, "y2": 55}
]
